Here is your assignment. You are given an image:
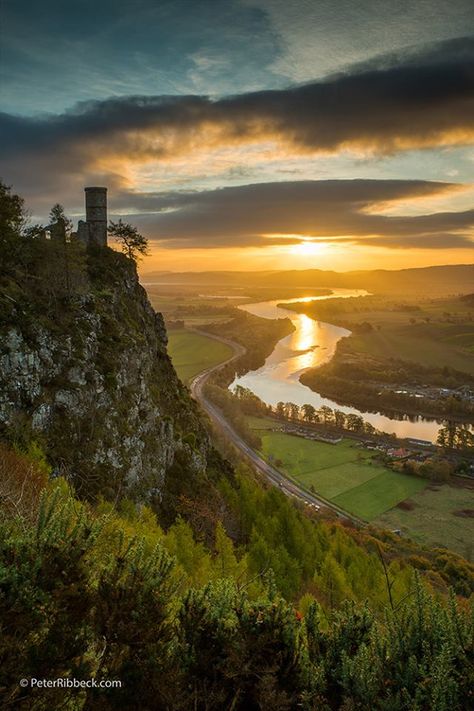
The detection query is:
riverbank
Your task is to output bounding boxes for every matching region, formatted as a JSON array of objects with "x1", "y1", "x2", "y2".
[
  {"x1": 280, "y1": 293, "x2": 474, "y2": 375},
  {"x1": 280, "y1": 293, "x2": 474, "y2": 426},
  {"x1": 234, "y1": 291, "x2": 448, "y2": 442},
  {"x1": 299, "y1": 342, "x2": 474, "y2": 424},
  {"x1": 200, "y1": 309, "x2": 295, "y2": 376}
]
